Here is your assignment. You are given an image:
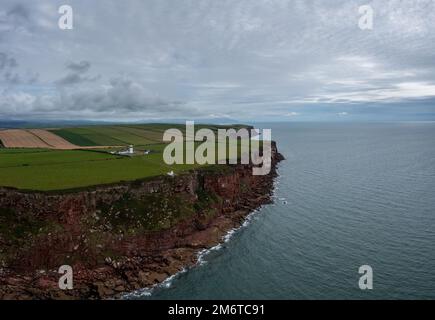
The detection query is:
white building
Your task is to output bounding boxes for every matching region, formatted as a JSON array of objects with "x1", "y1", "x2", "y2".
[{"x1": 115, "y1": 145, "x2": 134, "y2": 156}]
